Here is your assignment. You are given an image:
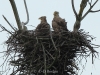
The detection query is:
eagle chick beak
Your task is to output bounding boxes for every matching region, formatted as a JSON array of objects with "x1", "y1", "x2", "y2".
[{"x1": 38, "y1": 17, "x2": 41, "y2": 20}]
